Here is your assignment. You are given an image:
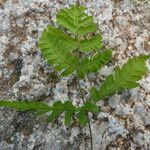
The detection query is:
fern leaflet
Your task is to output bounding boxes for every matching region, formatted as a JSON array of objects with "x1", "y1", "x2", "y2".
[
  {"x1": 57, "y1": 5, "x2": 96, "y2": 36},
  {"x1": 47, "y1": 101, "x2": 76, "y2": 125},
  {"x1": 77, "y1": 49, "x2": 112, "y2": 78},
  {"x1": 90, "y1": 55, "x2": 149, "y2": 103},
  {"x1": 39, "y1": 27, "x2": 79, "y2": 76},
  {"x1": 40, "y1": 25, "x2": 78, "y2": 52},
  {"x1": 0, "y1": 101, "x2": 51, "y2": 114},
  {"x1": 79, "y1": 34, "x2": 102, "y2": 52}
]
